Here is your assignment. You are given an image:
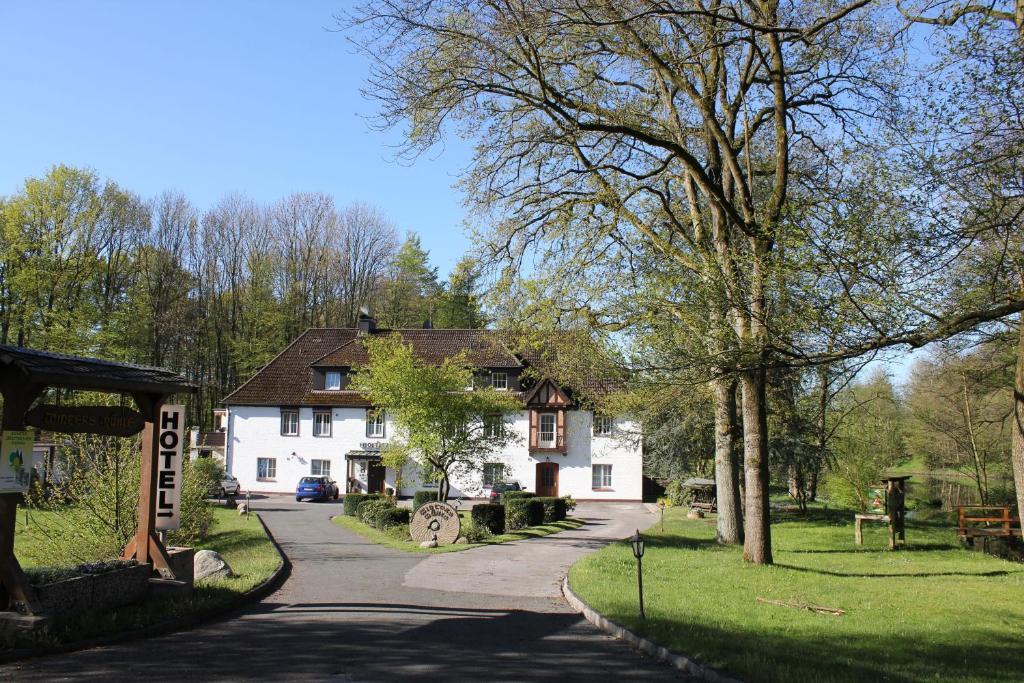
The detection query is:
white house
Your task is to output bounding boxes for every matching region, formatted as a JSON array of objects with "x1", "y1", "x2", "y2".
[{"x1": 221, "y1": 317, "x2": 642, "y2": 501}]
